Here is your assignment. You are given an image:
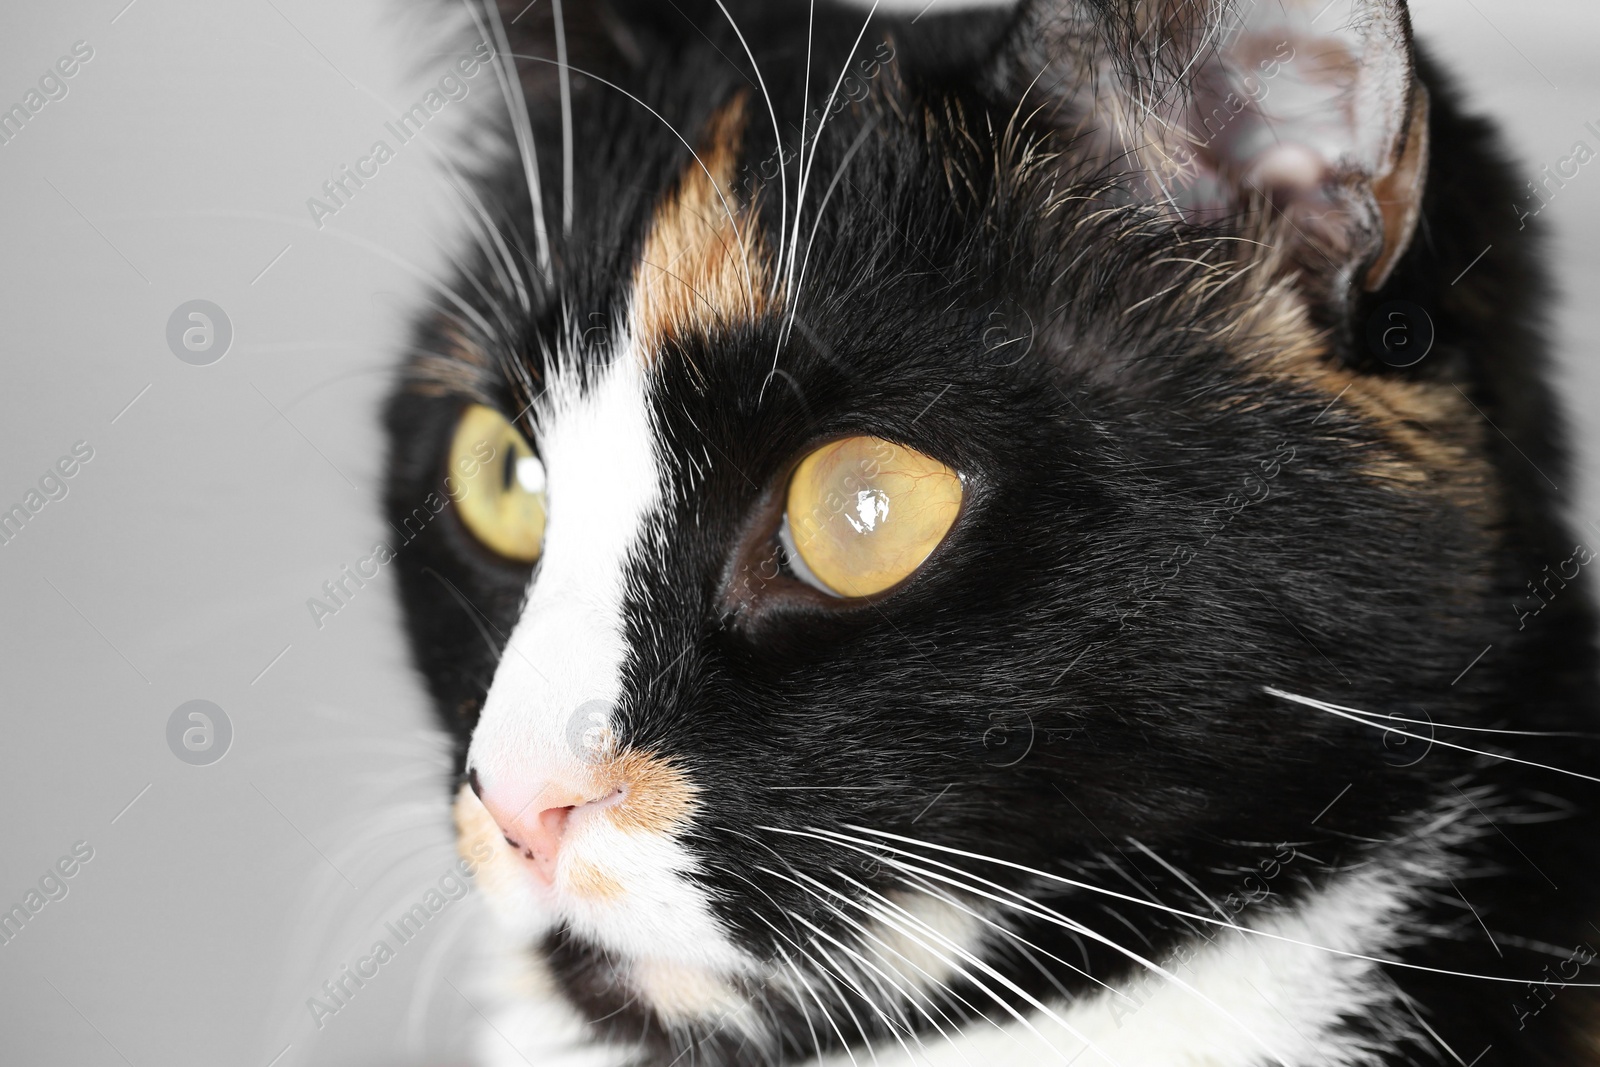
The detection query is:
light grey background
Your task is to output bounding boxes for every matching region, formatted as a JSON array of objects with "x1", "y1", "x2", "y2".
[{"x1": 0, "y1": 2, "x2": 1596, "y2": 1065}]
